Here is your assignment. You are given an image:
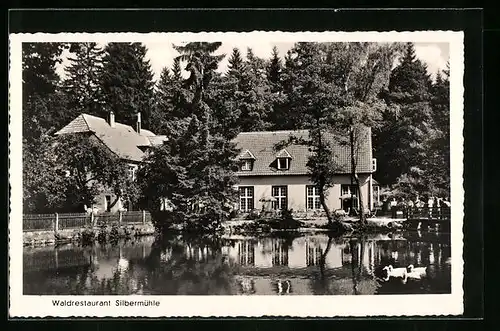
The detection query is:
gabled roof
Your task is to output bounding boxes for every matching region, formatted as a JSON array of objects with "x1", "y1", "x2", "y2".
[
  {"x1": 55, "y1": 114, "x2": 166, "y2": 162},
  {"x1": 238, "y1": 149, "x2": 256, "y2": 160},
  {"x1": 232, "y1": 128, "x2": 373, "y2": 176},
  {"x1": 275, "y1": 149, "x2": 292, "y2": 159}
]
